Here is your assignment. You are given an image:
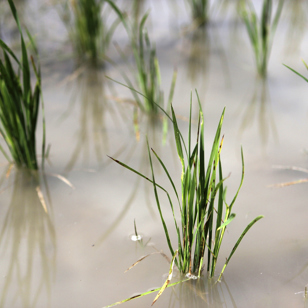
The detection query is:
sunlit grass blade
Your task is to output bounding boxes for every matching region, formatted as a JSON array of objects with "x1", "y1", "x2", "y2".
[
  {"x1": 151, "y1": 250, "x2": 178, "y2": 306},
  {"x1": 217, "y1": 213, "x2": 236, "y2": 230},
  {"x1": 124, "y1": 252, "x2": 166, "y2": 273},
  {"x1": 102, "y1": 278, "x2": 190, "y2": 308}
]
